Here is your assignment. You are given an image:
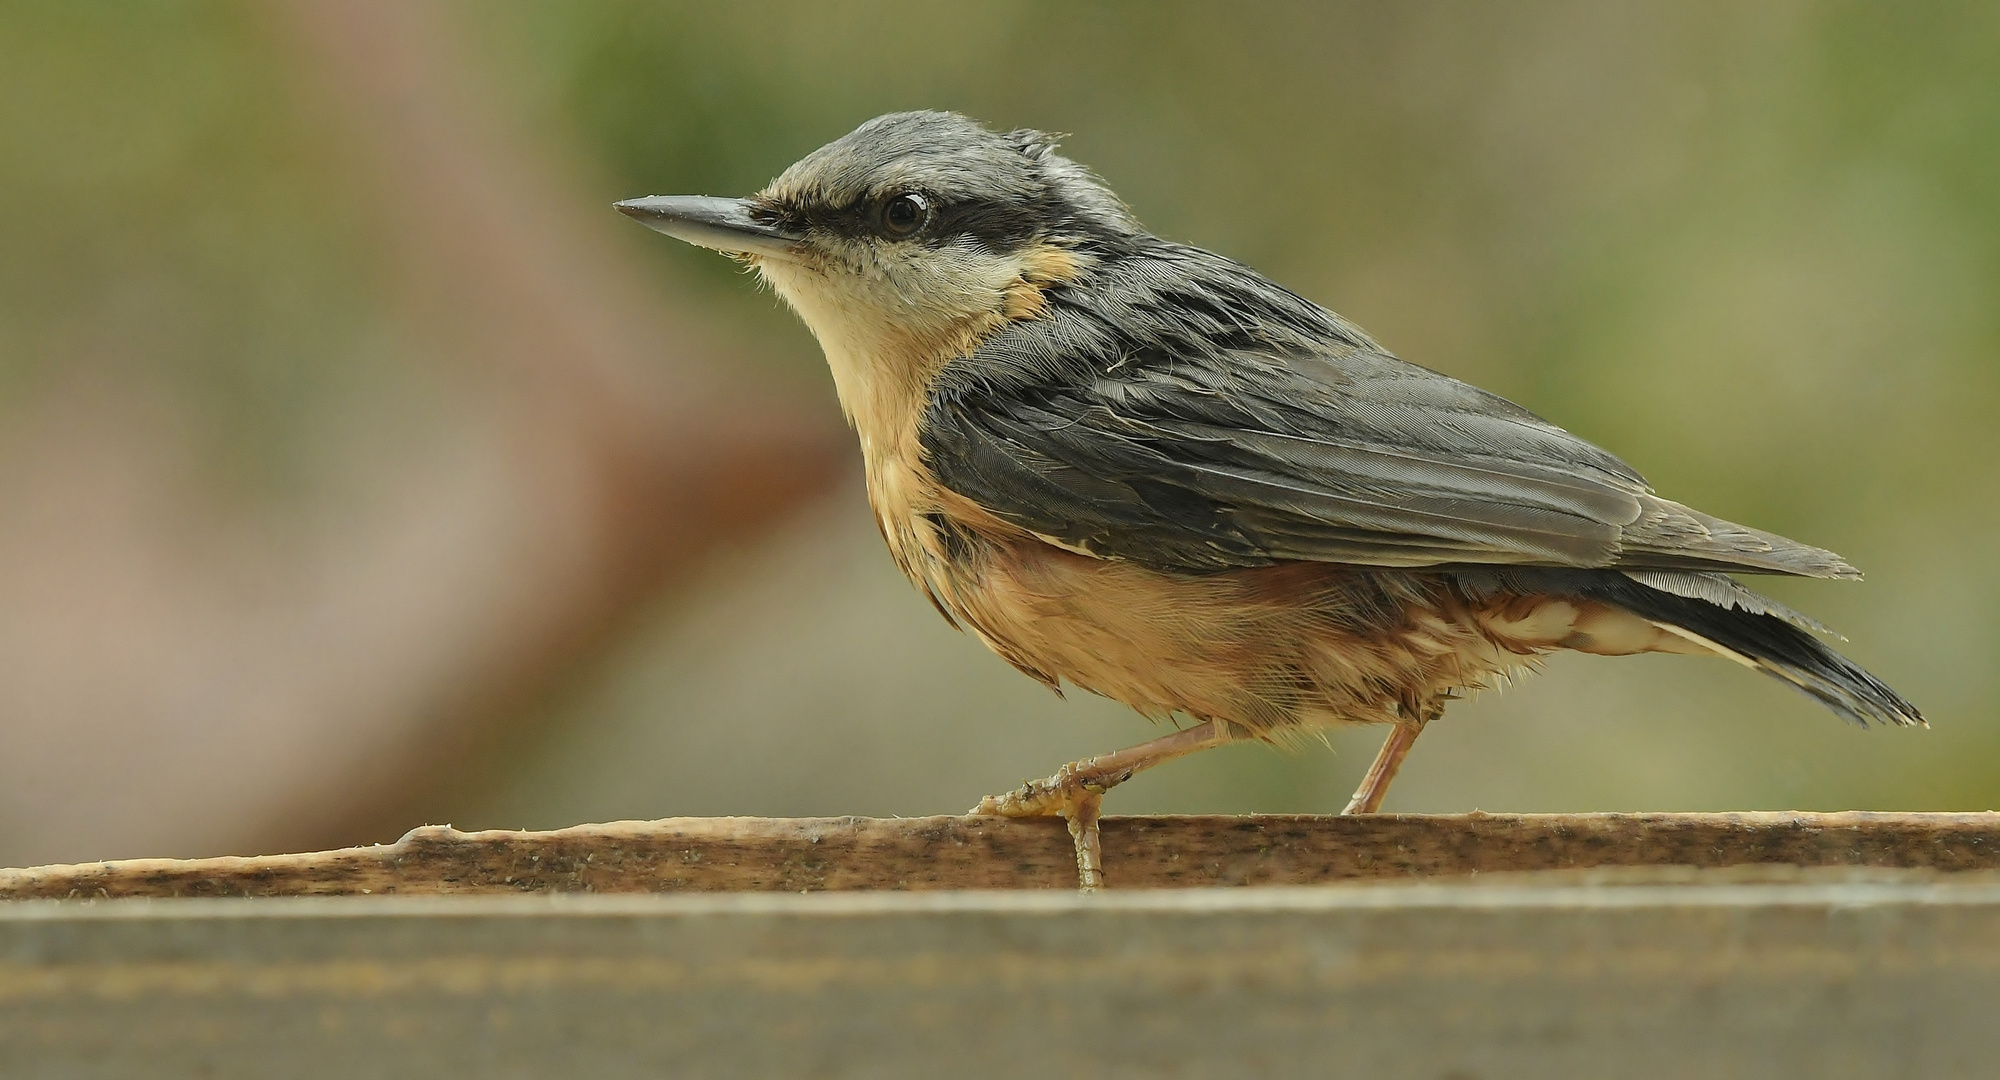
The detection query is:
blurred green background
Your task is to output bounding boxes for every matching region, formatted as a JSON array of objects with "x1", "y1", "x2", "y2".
[{"x1": 1, "y1": 1, "x2": 1994, "y2": 864}]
